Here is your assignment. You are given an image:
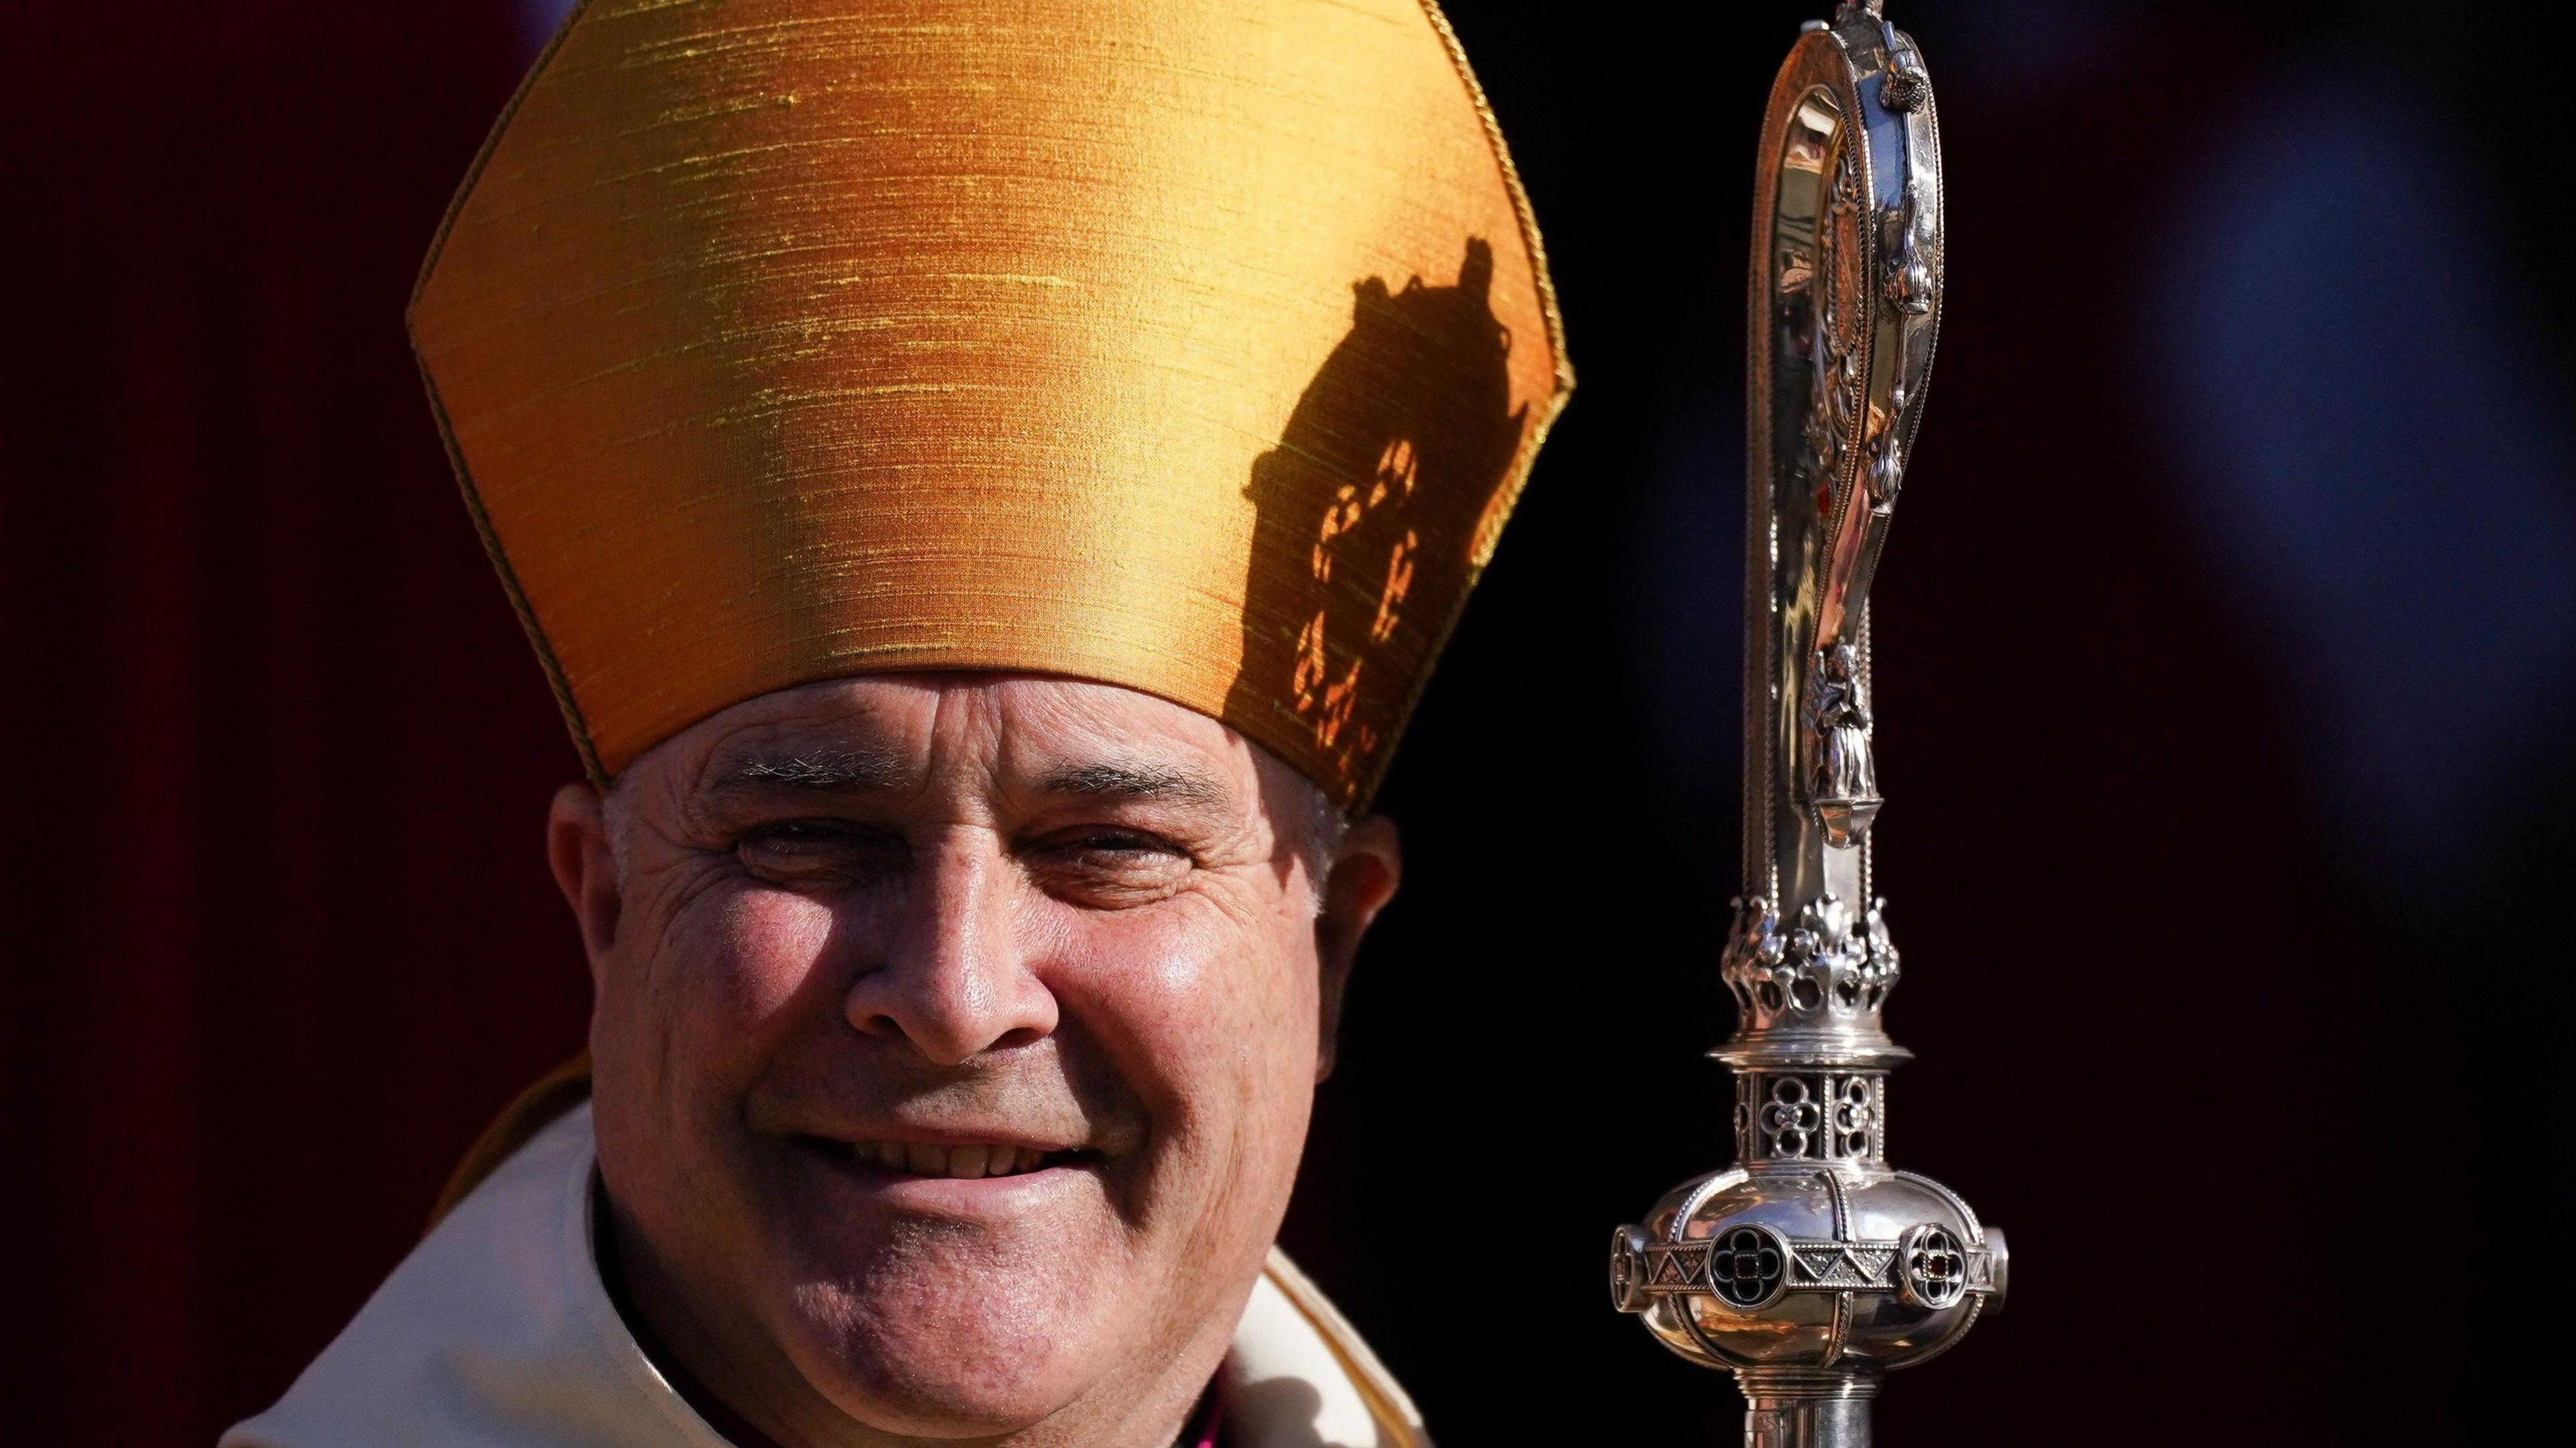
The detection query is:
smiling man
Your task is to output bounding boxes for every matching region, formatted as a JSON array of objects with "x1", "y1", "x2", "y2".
[
  {"x1": 568, "y1": 677, "x2": 1397, "y2": 1447},
  {"x1": 223, "y1": 2, "x2": 1566, "y2": 1446}
]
